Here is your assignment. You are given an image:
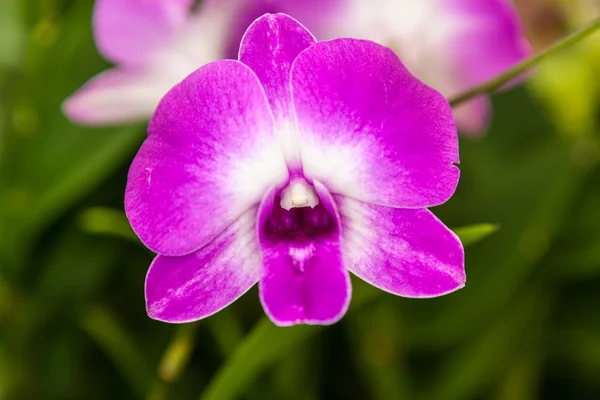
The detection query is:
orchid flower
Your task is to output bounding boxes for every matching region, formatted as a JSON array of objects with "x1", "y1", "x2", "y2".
[
  {"x1": 64, "y1": 0, "x2": 530, "y2": 135},
  {"x1": 125, "y1": 14, "x2": 465, "y2": 326}
]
